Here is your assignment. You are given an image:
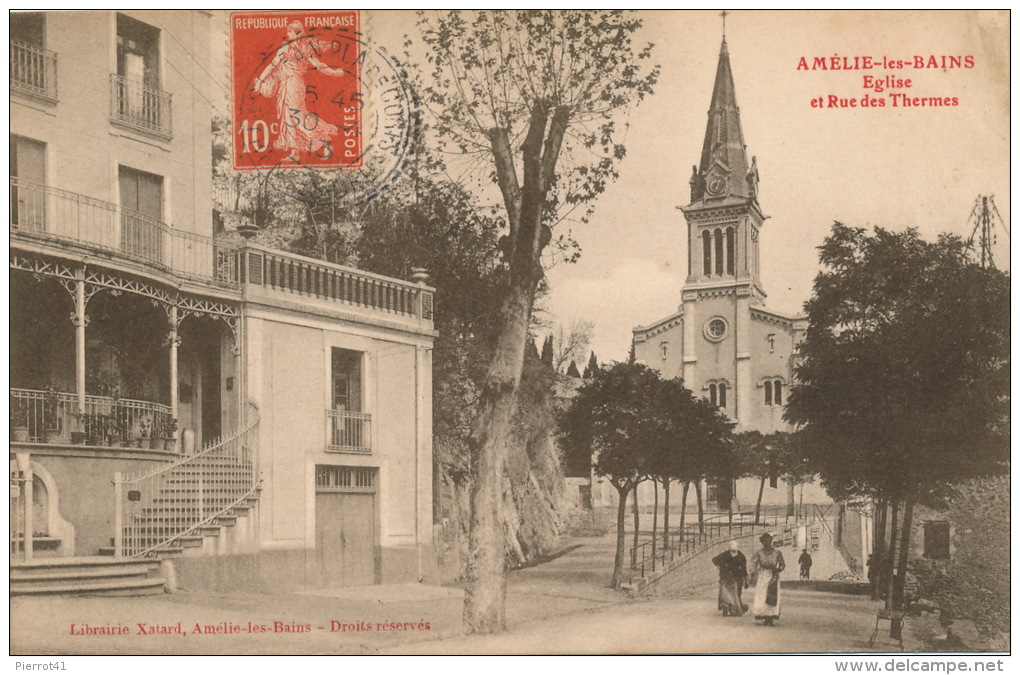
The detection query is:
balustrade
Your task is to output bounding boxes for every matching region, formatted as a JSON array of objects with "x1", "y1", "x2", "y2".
[
  {"x1": 110, "y1": 74, "x2": 172, "y2": 138},
  {"x1": 10, "y1": 387, "x2": 171, "y2": 448}
]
